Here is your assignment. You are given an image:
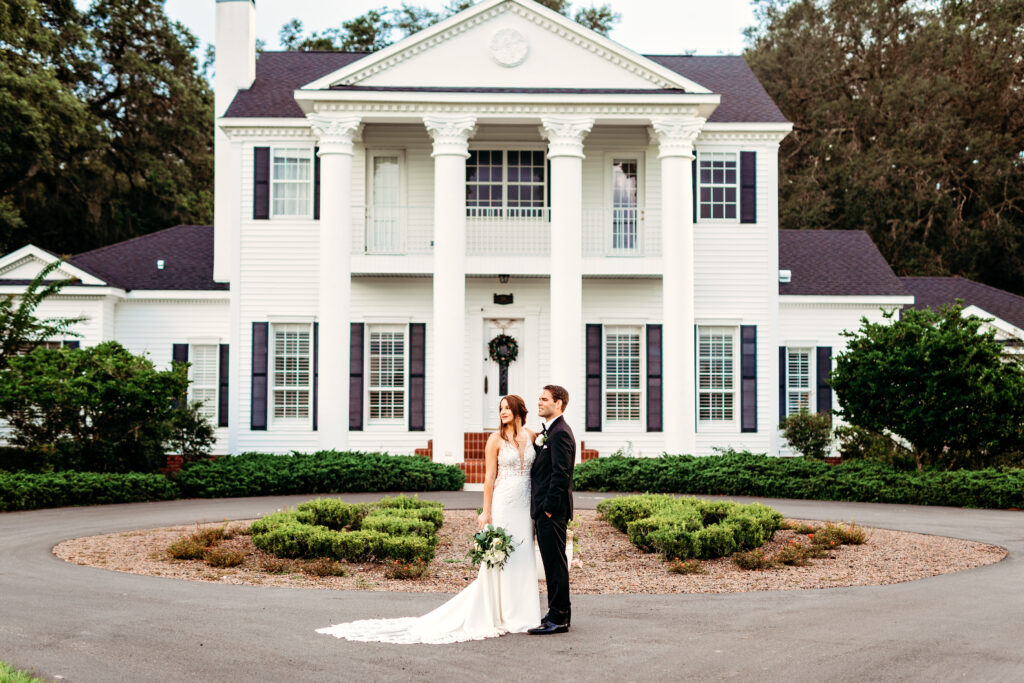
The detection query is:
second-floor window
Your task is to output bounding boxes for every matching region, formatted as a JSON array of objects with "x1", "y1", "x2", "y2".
[
  {"x1": 466, "y1": 149, "x2": 546, "y2": 218},
  {"x1": 611, "y1": 158, "x2": 639, "y2": 252},
  {"x1": 271, "y1": 147, "x2": 313, "y2": 218},
  {"x1": 272, "y1": 323, "x2": 311, "y2": 422},
  {"x1": 698, "y1": 152, "x2": 738, "y2": 221}
]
